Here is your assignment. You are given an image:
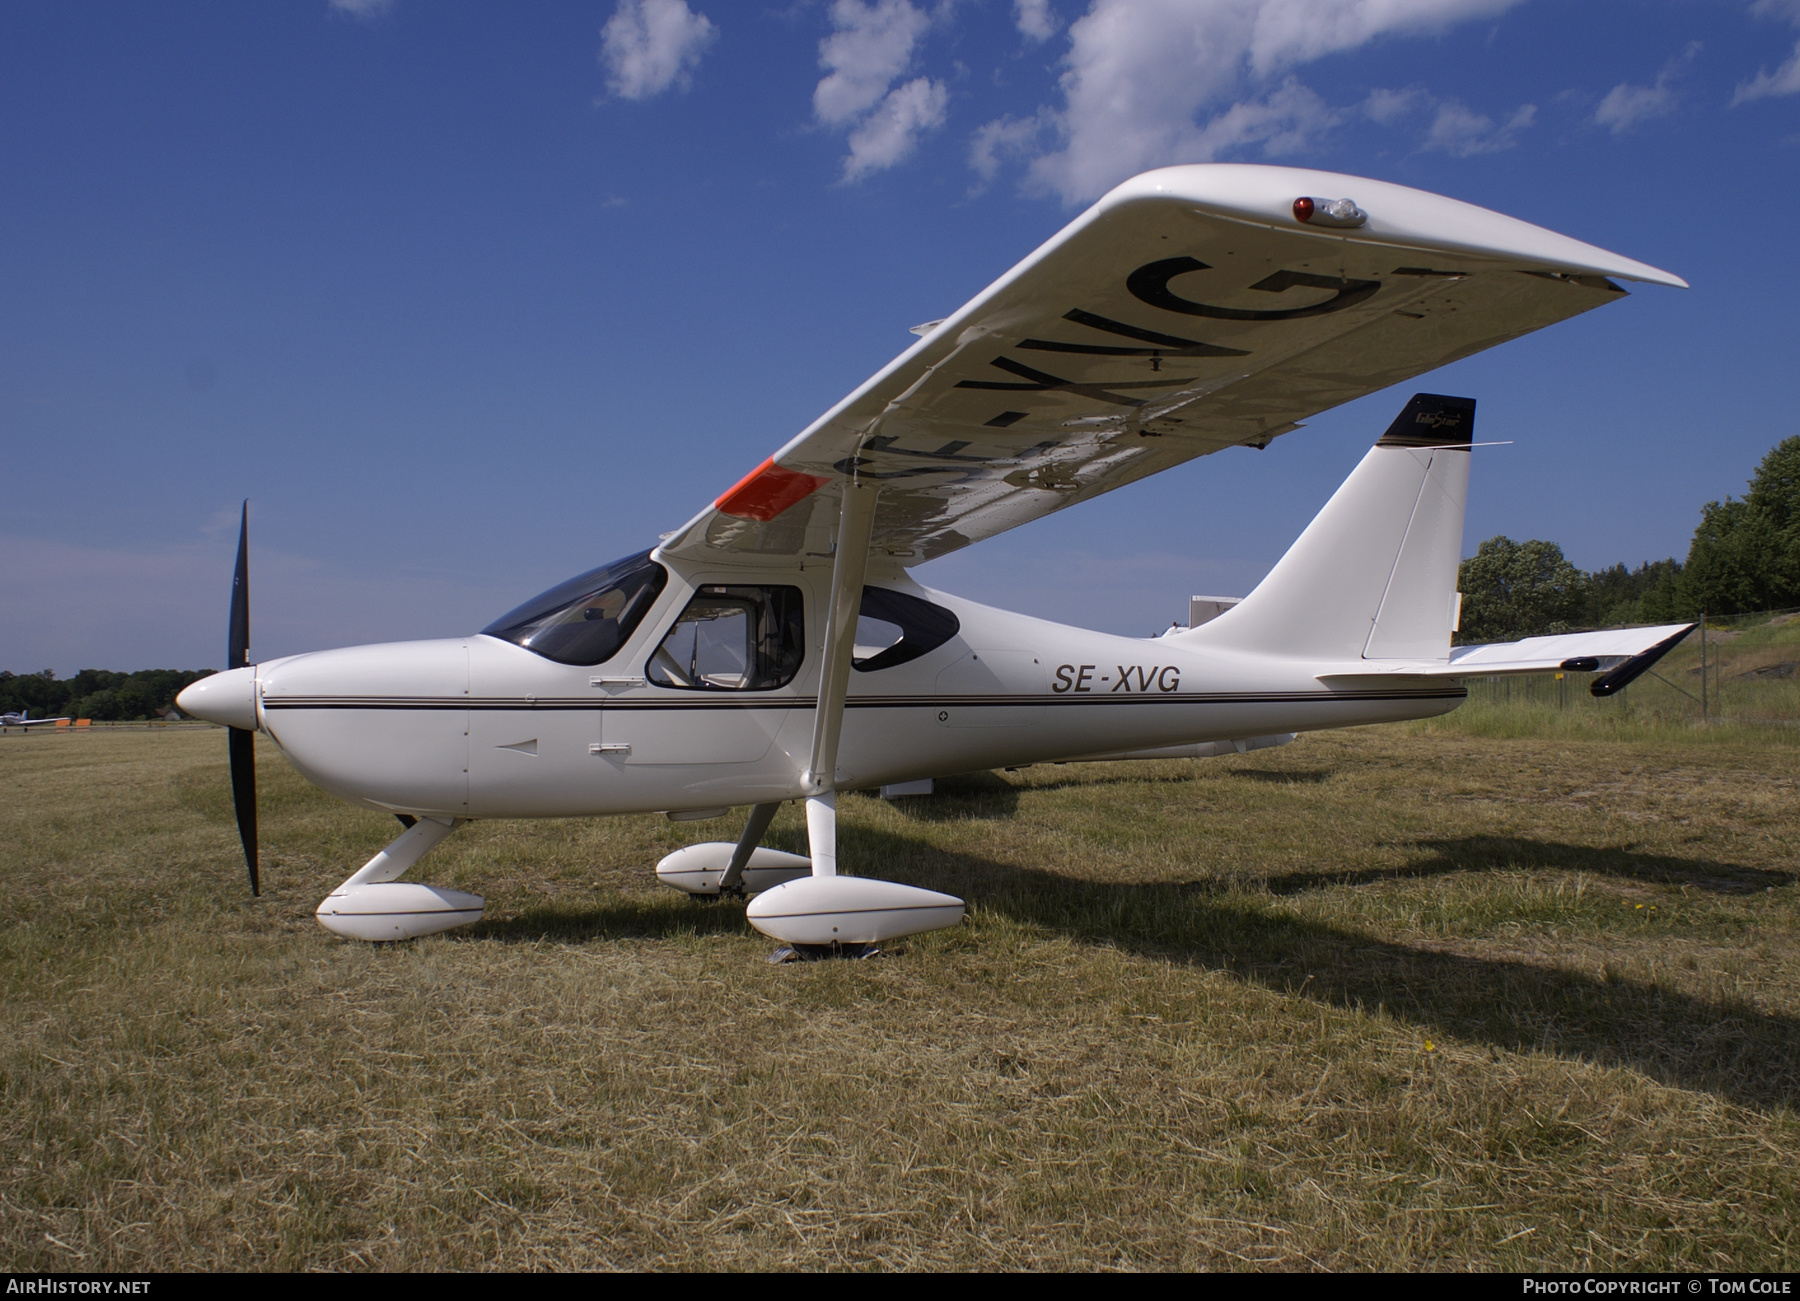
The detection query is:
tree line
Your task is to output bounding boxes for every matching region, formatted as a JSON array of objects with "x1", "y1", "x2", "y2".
[
  {"x1": 1459, "y1": 436, "x2": 1800, "y2": 643},
  {"x1": 0, "y1": 668, "x2": 215, "y2": 722}
]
